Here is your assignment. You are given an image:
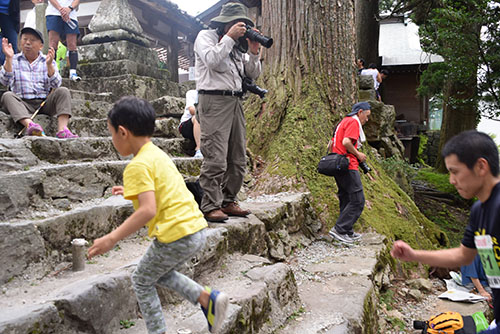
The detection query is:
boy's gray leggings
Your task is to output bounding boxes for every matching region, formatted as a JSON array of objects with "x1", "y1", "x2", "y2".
[{"x1": 131, "y1": 229, "x2": 207, "y2": 334}]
